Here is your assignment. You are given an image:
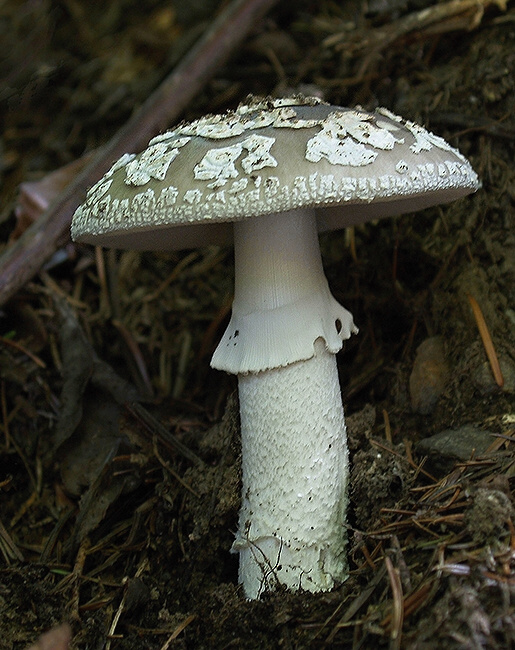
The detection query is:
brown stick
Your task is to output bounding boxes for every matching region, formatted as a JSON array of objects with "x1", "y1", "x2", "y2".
[
  {"x1": 467, "y1": 293, "x2": 504, "y2": 388},
  {"x1": 0, "y1": 0, "x2": 278, "y2": 307}
]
